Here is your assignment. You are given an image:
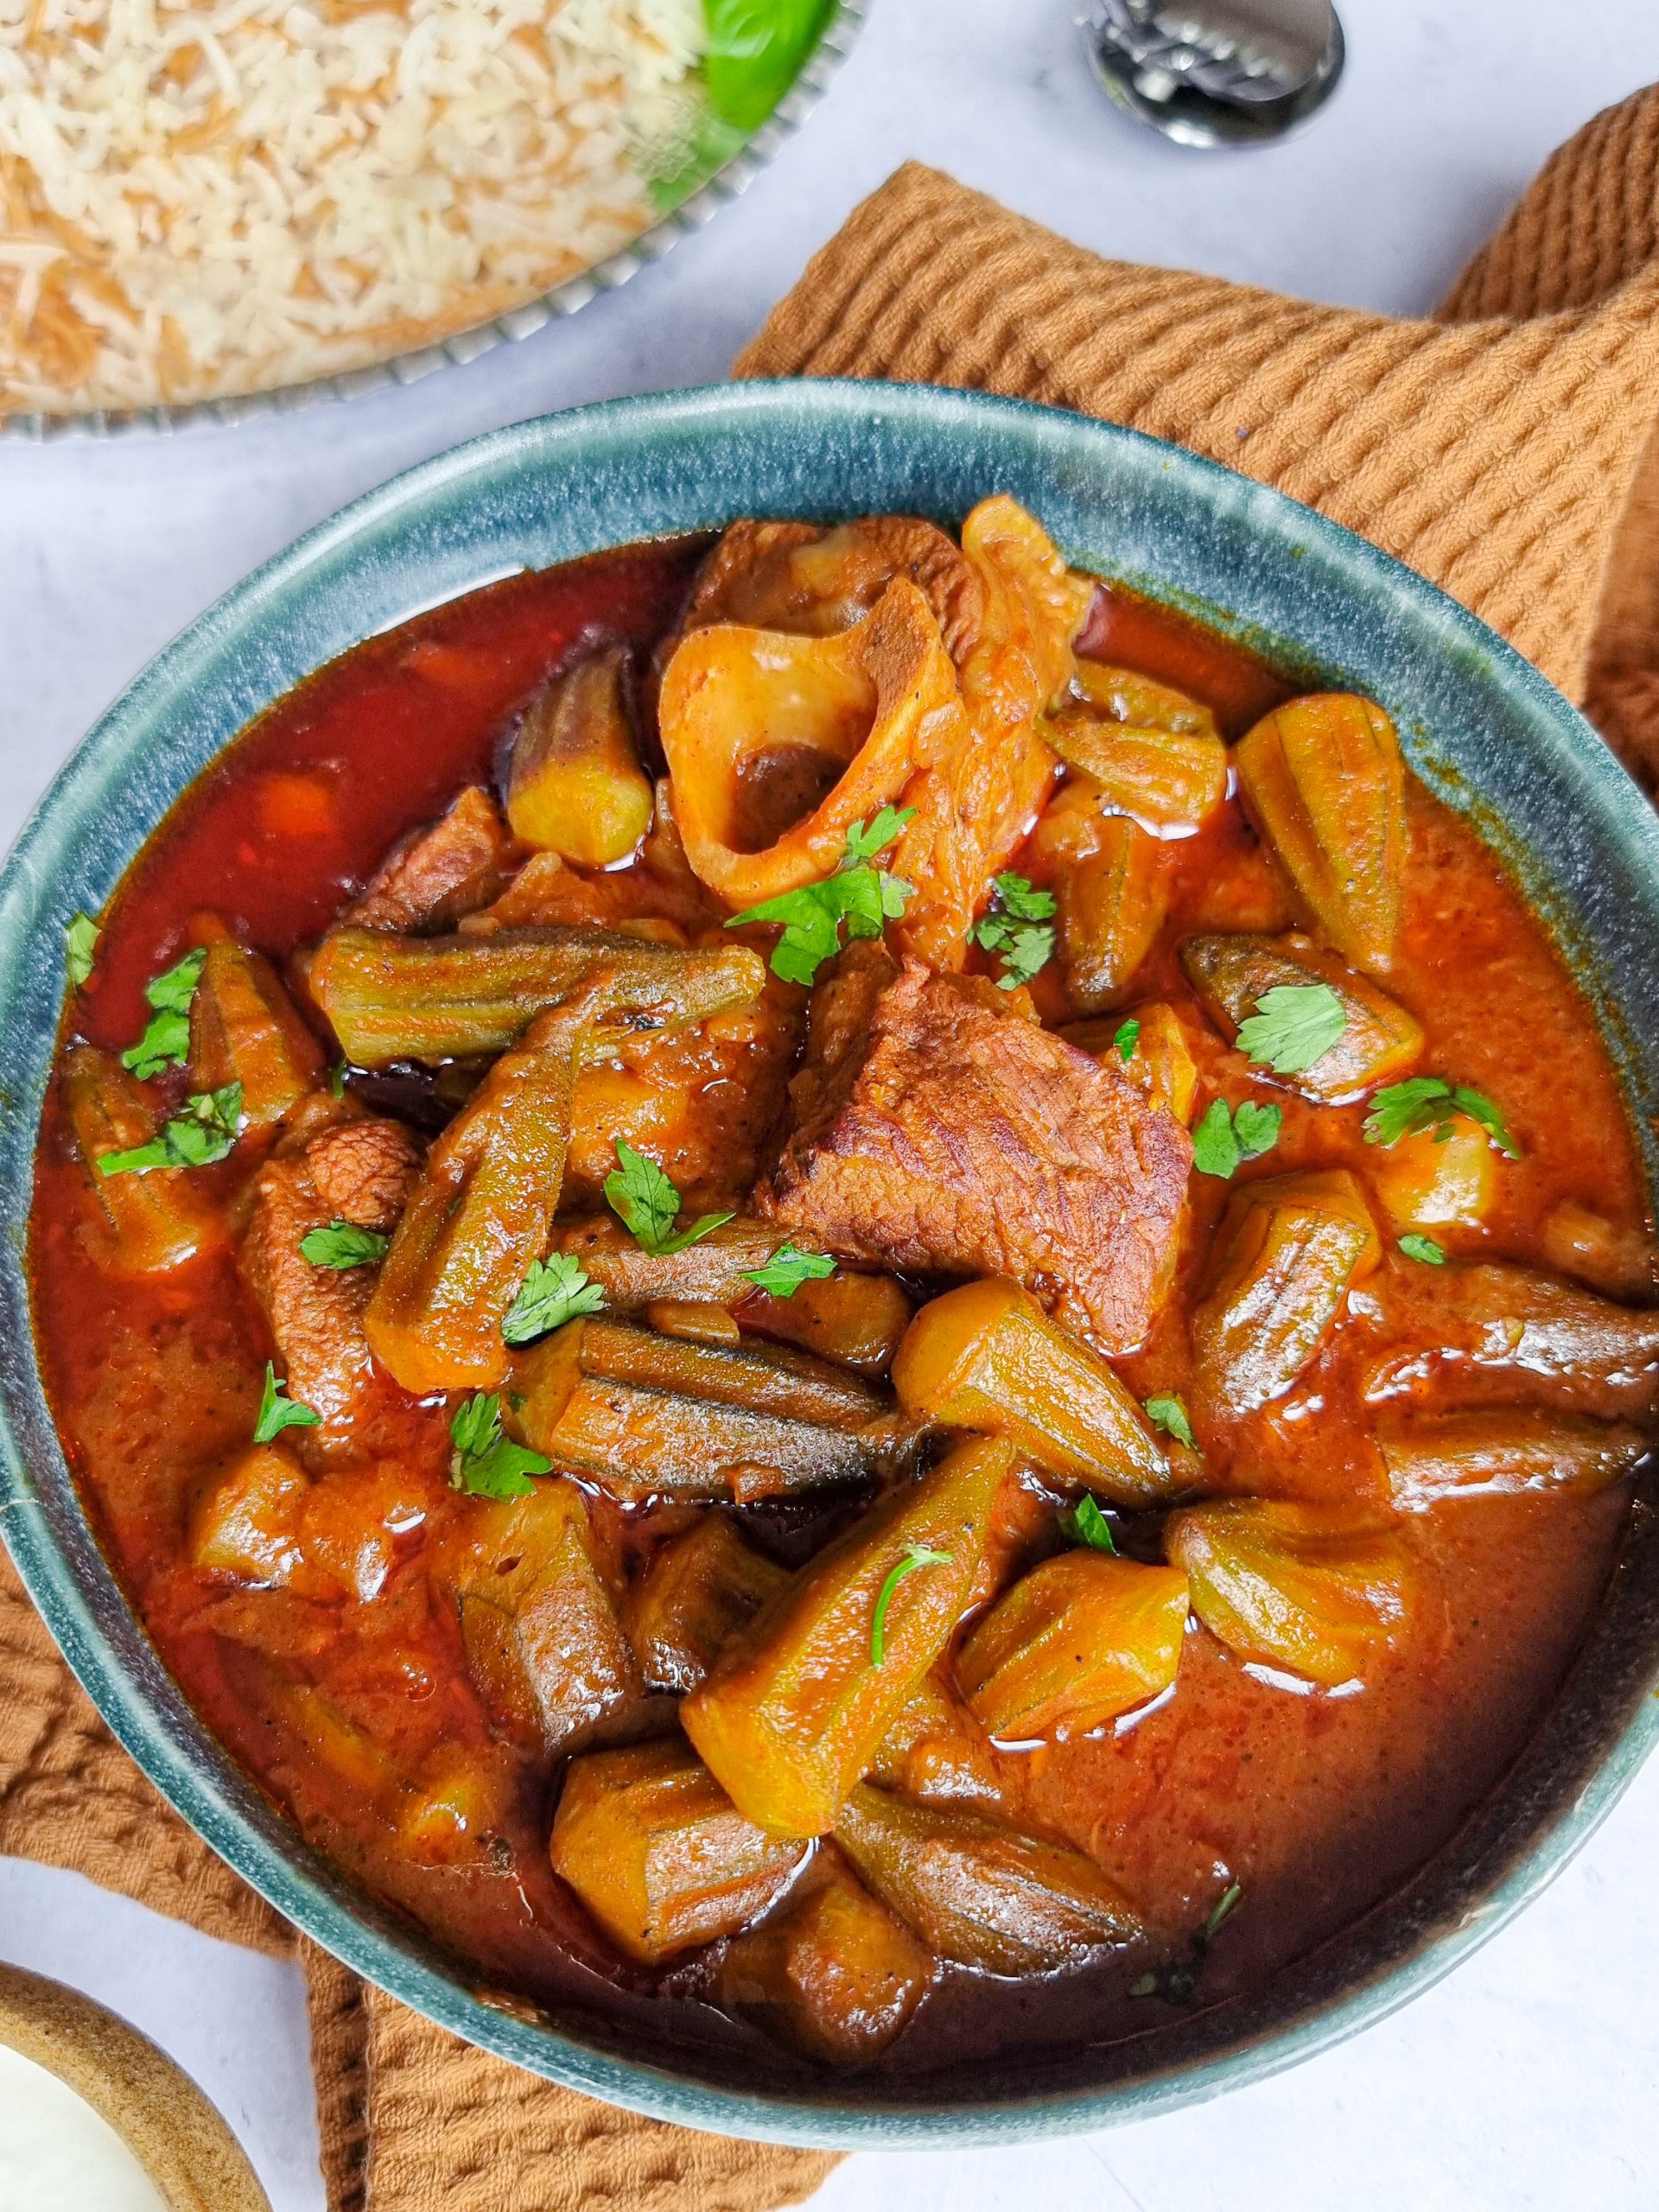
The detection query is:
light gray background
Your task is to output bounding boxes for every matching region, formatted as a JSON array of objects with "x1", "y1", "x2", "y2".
[{"x1": 3, "y1": 3, "x2": 1658, "y2": 2205}]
